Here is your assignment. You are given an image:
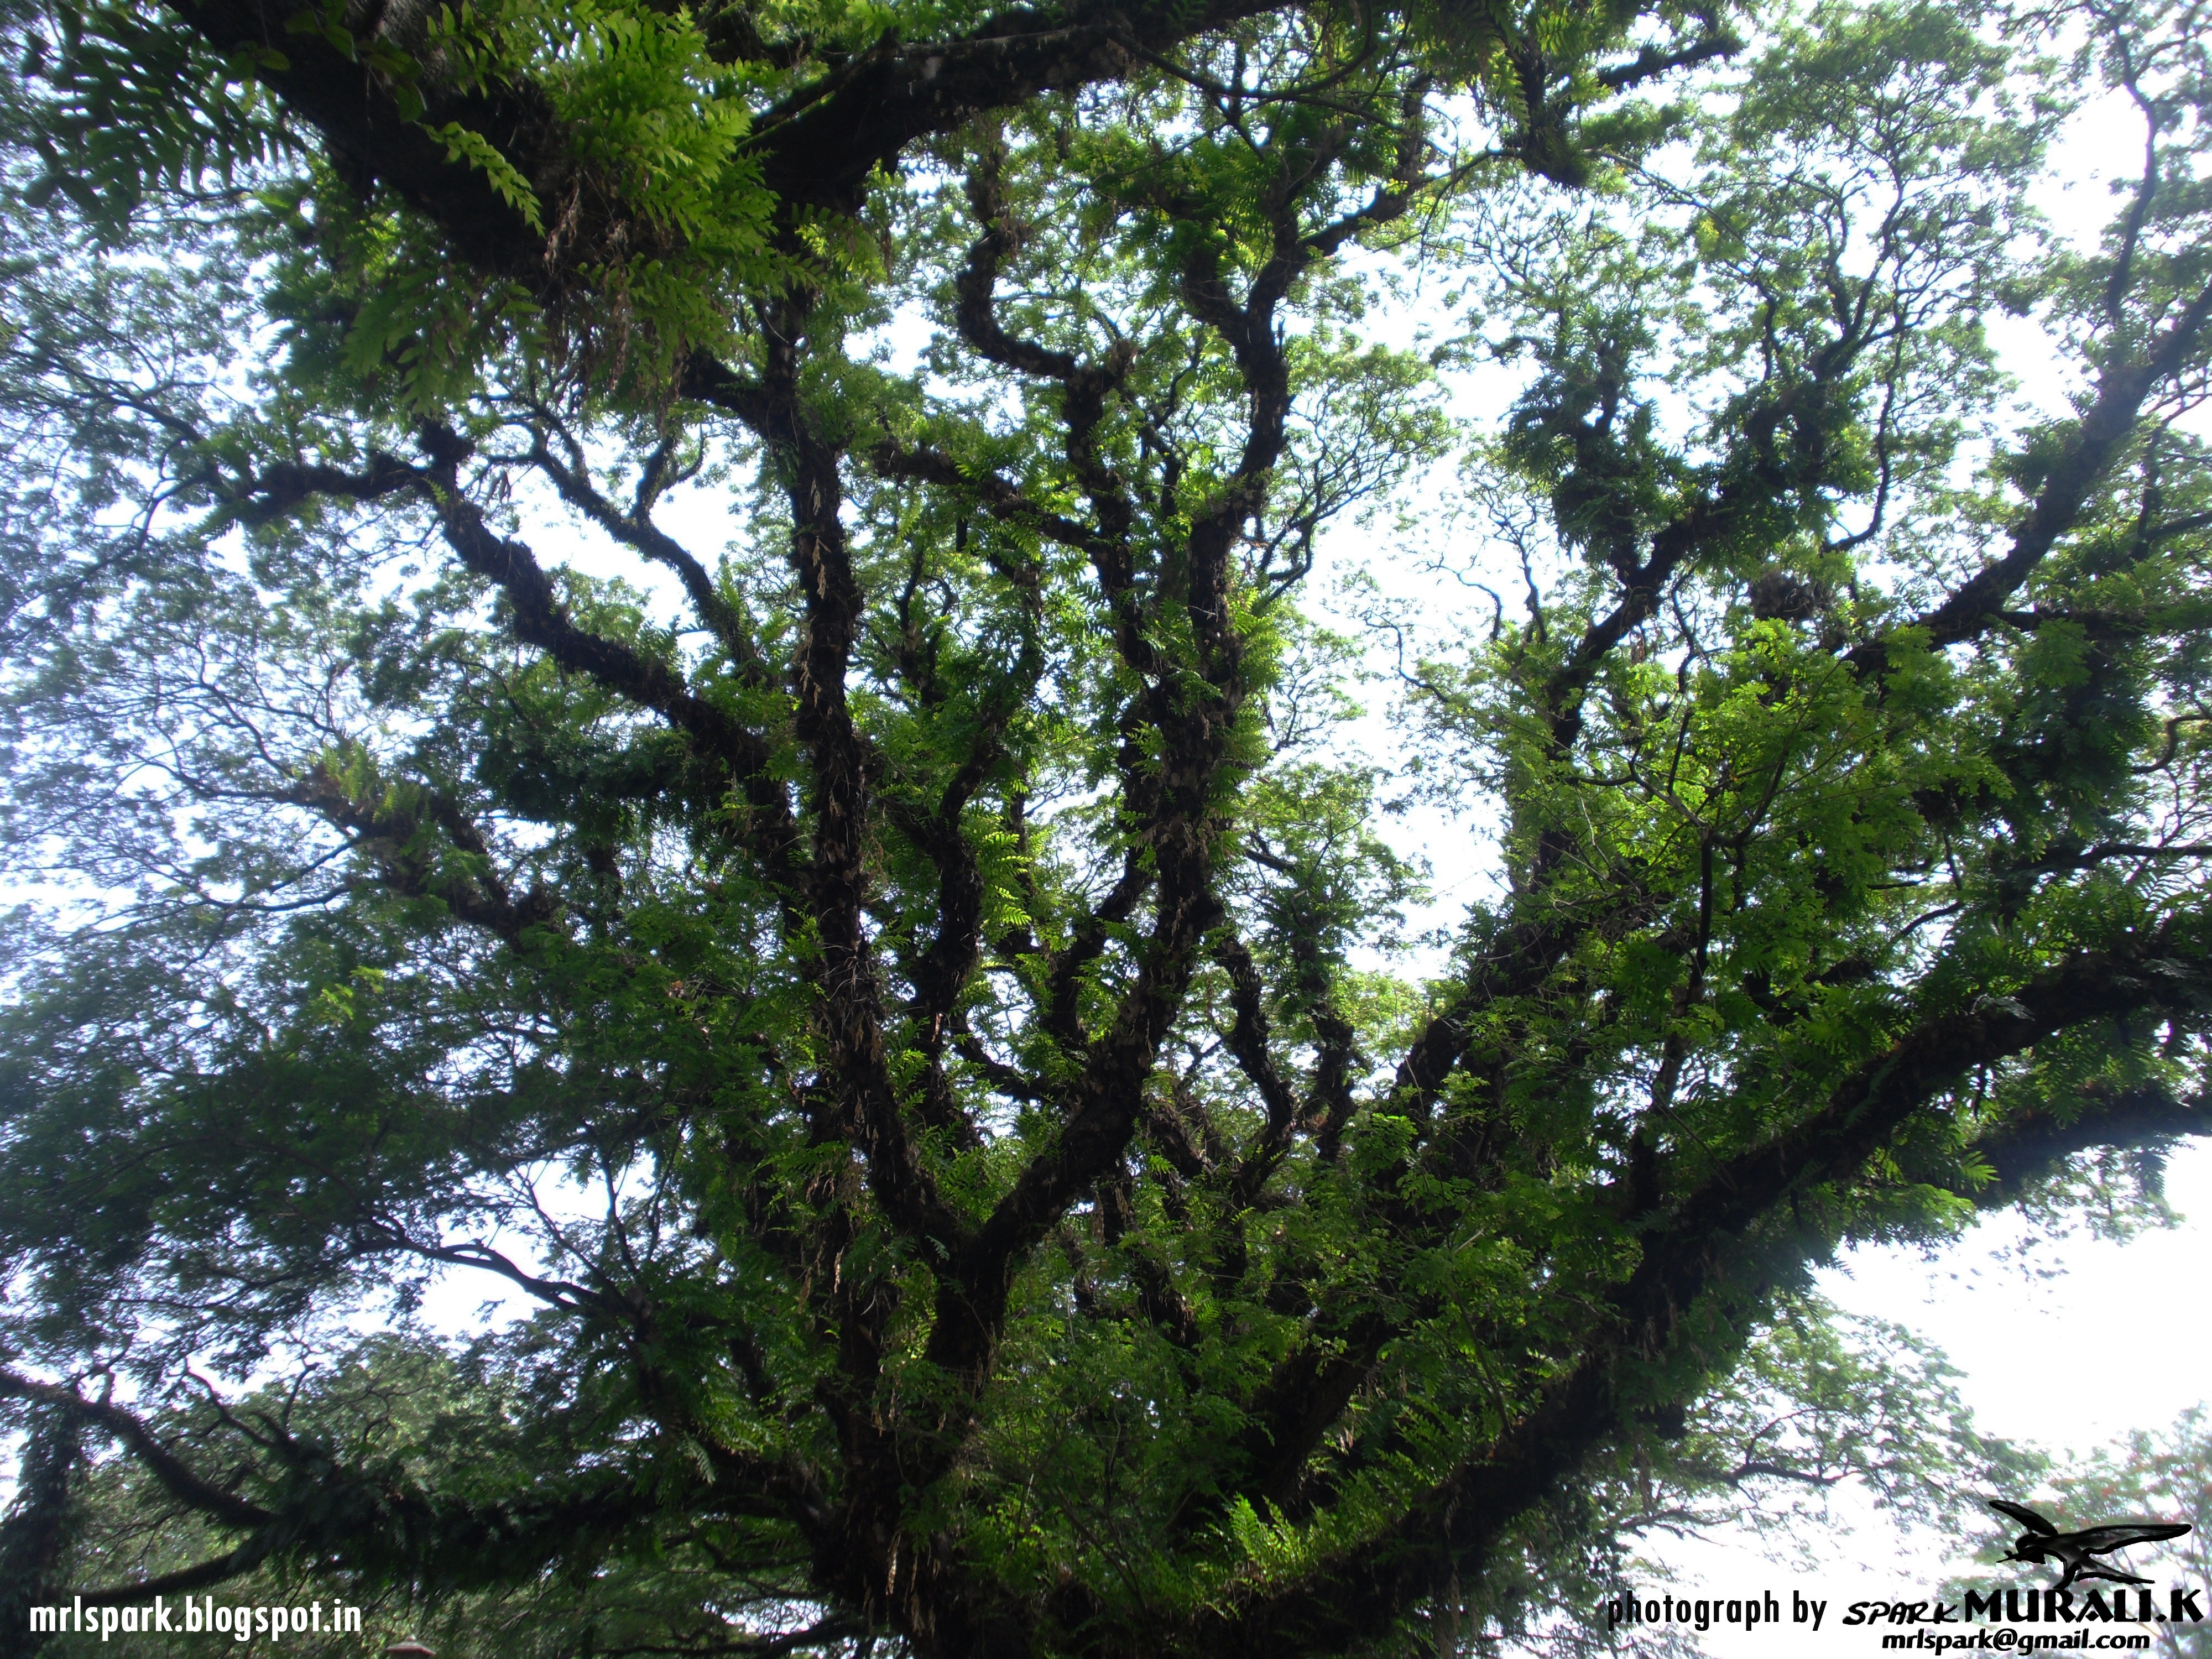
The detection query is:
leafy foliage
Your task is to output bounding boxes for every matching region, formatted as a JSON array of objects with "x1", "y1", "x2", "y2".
[
  {"x1": 1, "y1": 0, "x2": 2211, "y2": 1653},
  {"x1": 1952, "y1": 1406, "x2": 2212, "y2": 1659}
]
